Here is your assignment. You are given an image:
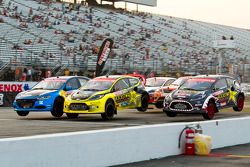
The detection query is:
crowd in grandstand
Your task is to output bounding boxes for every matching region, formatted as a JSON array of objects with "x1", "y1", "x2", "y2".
[{"x1": 0, "y1": 0, "x2": 249, "y2": 82}]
